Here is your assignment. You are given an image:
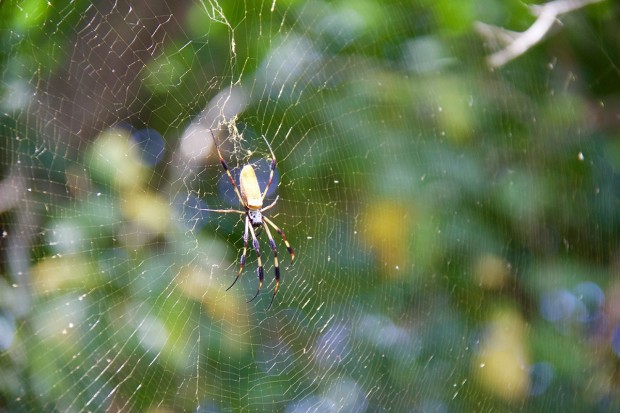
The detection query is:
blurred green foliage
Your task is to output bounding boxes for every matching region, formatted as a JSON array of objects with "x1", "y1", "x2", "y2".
[{"x1": 1, "y1": 0, "x2": 619, "y2": 412}]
